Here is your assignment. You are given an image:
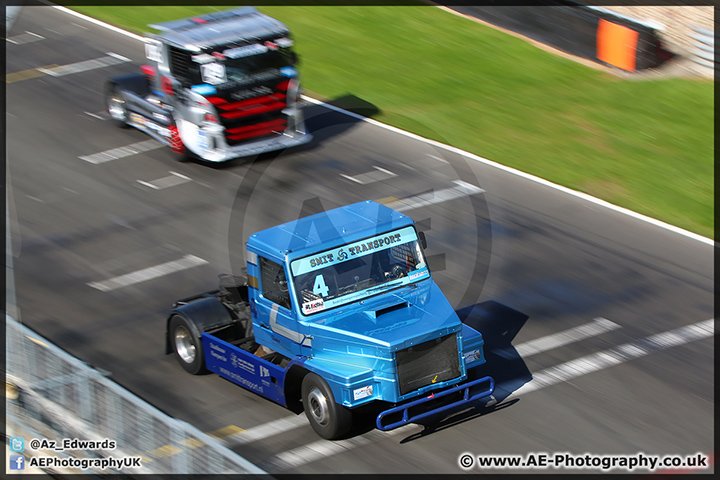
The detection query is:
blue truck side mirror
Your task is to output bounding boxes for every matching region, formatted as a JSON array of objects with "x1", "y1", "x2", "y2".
[{"x1": 418, "y1": 231, "x2": 427, "y2": 249}]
